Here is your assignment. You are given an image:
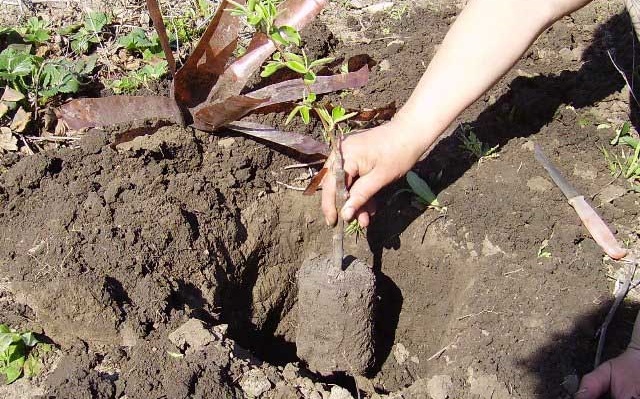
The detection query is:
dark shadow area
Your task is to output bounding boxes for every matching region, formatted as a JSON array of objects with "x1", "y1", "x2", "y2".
[
  {"x1": 415, "y1": 12, "x2": 636, "y2": 194},
  {"x1": 166, "y1": 280, "x2": 217, "y2": 325},
  {"x1": 521, "y1": 299, "x2": 639, "y2": 398}
]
